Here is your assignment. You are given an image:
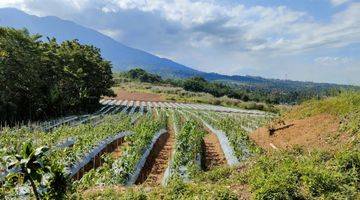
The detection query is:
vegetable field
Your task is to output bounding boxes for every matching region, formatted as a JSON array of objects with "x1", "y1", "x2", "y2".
[{"x1": 0, "y1": 99, "x2": 273, "y2": 199}]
